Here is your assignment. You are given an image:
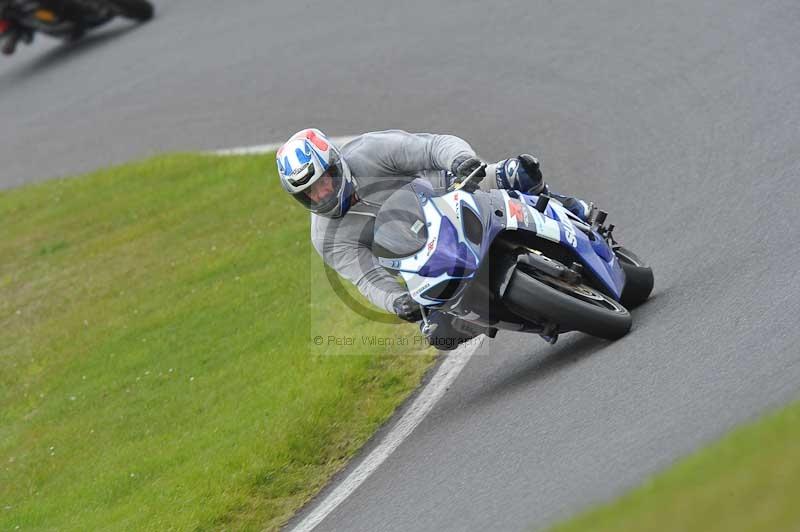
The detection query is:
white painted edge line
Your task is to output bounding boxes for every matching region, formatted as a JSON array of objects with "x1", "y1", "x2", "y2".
[
  {"x1": 213, "y1": 136, "x2": 357, "y2": 156},
  {"x1": 290, "y1": 339, "x2": 481, "y2": 532}
]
